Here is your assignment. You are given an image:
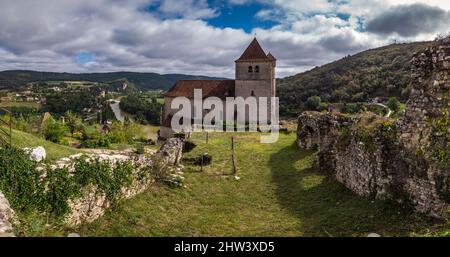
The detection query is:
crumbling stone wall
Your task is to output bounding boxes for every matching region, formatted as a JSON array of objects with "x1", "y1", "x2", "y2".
[
  {"x1": 65, "y1": 138, "x2": 184, "y2": 225},
  {"x1": 0, "y1": 191, "x2": 16, "y2": 237},
  {"x1": 297, "y1": 37, "x2": 450, "y2": 219}
]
